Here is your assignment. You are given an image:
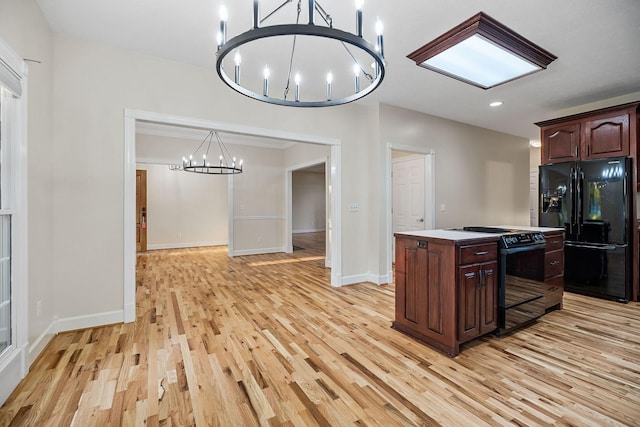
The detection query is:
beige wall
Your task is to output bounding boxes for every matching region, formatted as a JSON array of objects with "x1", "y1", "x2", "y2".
[
  {"x1": 292, "y1": 171, "x2": 326, "y2": 233},
  {"x1": 231, "y1": 144, "x2": 286, "y2": 253},
  {"x1": 136, "y1": 163, "x2": 228, "y2": 248},
  {"x1": 0, "y1": 0, "x2": 55, "y2": 349},
  {"x1": 379, "y1": 104, "x2": 530, "y2": 229},
  {"x1": 0, "y1": 0, "x2": 533, "y2": 357}
]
